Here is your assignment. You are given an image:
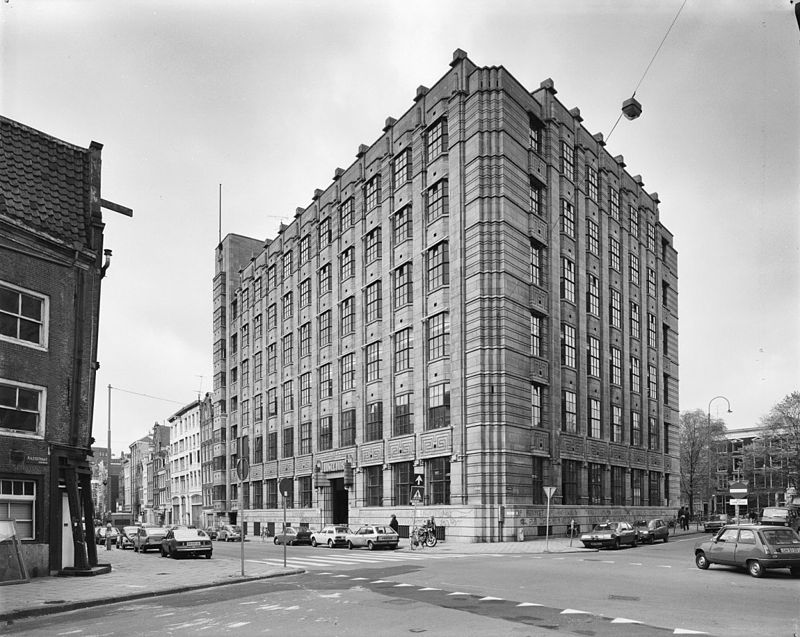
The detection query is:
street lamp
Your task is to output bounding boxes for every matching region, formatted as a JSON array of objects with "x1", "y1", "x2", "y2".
[{"x1": 707, "y1": 396, "x2": 732, "y2": 516}]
